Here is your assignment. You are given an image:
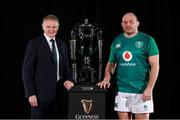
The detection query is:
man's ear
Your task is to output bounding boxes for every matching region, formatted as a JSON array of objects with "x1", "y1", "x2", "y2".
[
  {"x1": 42, "y1": 23, "x2": 44, "y2": 30},
  {"x1": 137, "y1": 21, "x2": 140, "y2": 27}
]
